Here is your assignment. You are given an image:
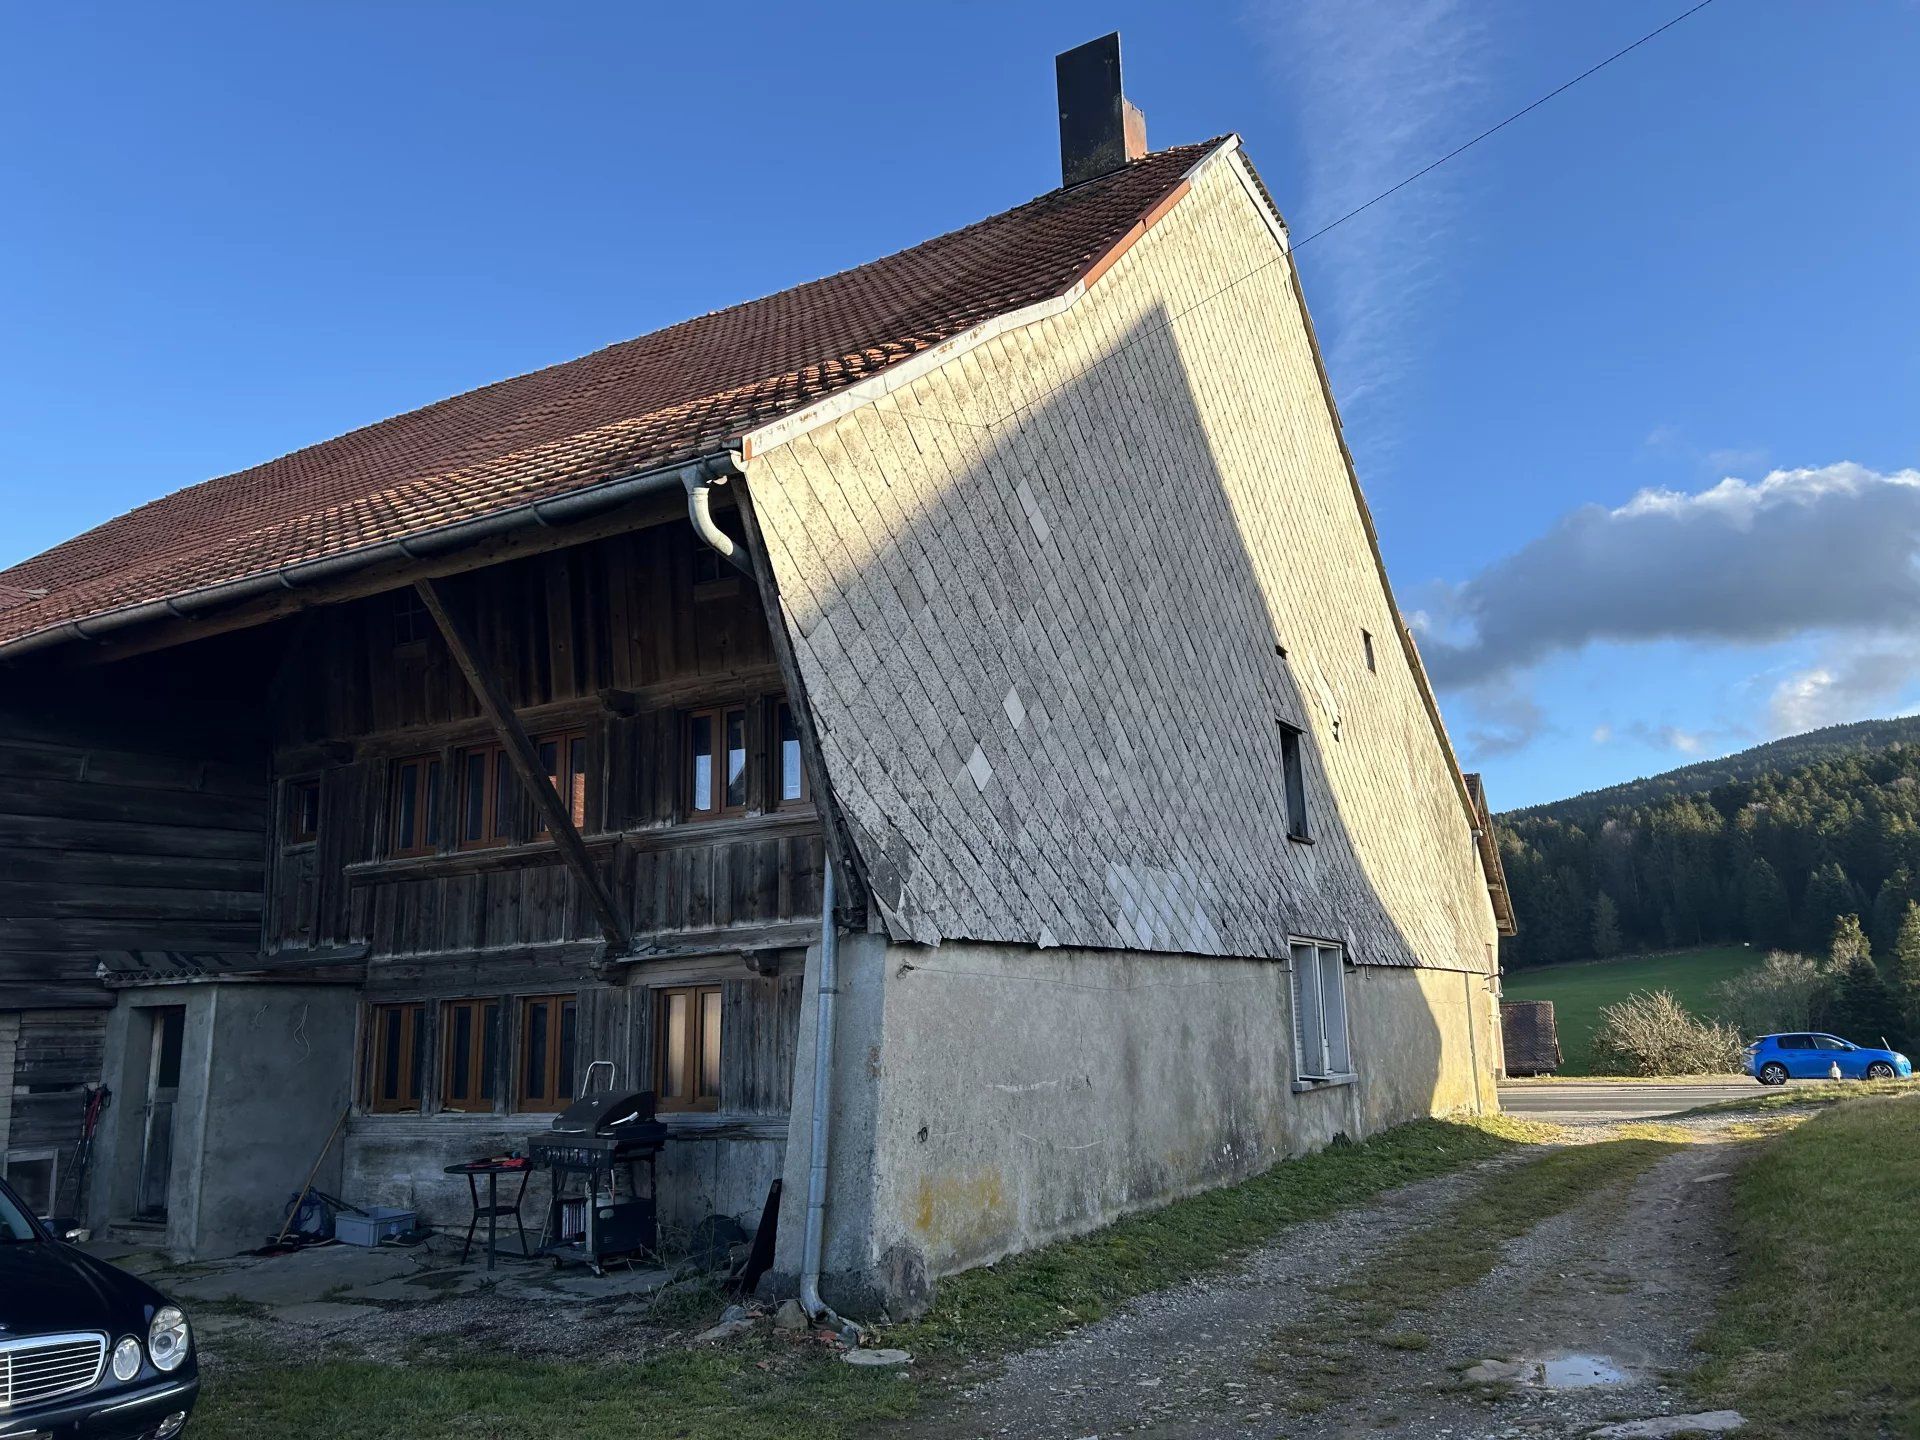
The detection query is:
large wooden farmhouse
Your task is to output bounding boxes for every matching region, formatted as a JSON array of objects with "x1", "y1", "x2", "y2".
[{"x1": 0, "y1": 42, "x2": 1513, "y2": 1312}]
